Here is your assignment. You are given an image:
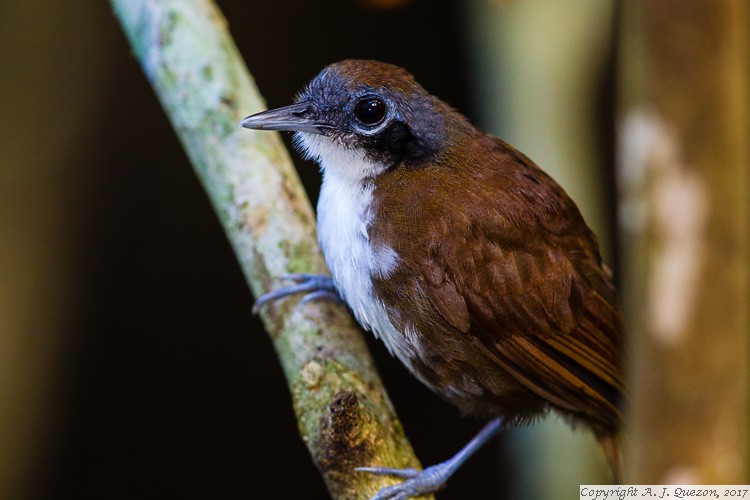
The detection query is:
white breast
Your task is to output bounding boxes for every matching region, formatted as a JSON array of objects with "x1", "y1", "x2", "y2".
[
  {"x1": 317, "y1": 169, "x2": 380, "y2": 325},
  {"x1": 299, "y1": 133, "x2": 418, "y2": 366}
]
